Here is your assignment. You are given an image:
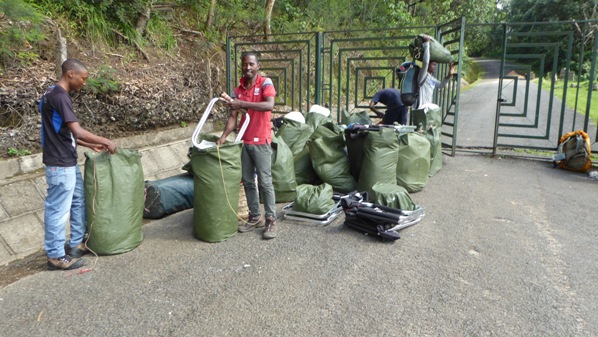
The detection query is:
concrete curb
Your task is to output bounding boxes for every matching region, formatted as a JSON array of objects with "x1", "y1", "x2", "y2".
[{"x1": 0, "y1": 122, "x2": 212, "y2": 266}]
